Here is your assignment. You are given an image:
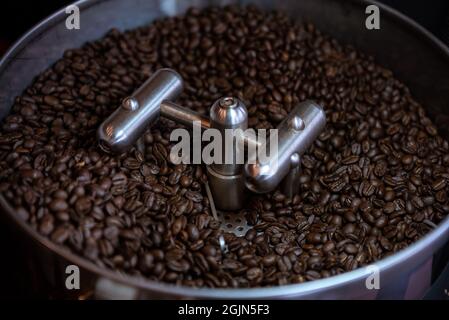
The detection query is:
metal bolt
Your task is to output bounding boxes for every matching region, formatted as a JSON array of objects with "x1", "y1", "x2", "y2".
[
  {"x1": 290, "y1": 115, "x2": 305, "y2": 131},
  {"x1": 290, "y1": 153, "x2": 300, "y2": 167},
  {"x1": 219, "y1": 235, "x2": 228, "y2": 253},
  {"x1": 122, "y1": 97, "x2": 139, "y2": 111},
  {"x1": 219, "y1": 97, "x2": 238, "y2": 109}
]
